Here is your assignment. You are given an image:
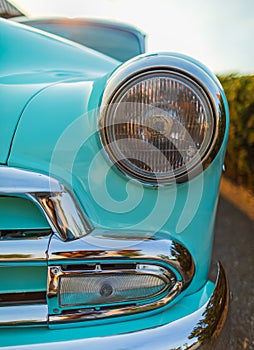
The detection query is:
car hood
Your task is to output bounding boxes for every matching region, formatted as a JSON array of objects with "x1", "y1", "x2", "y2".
[{"x1": 0, "y1": 18, "x2": 119, "y2": 163}]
